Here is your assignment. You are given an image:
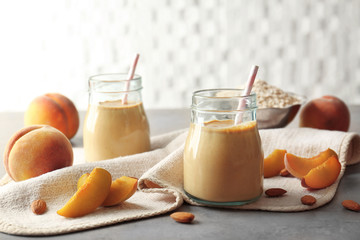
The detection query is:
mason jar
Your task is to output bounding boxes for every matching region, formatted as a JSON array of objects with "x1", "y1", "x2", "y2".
[
  {"x1": 183, "y1": 89, "x2": 263, "y2": 206},
  {"x1": 83, "y1": 73, "x2": 150, "y2": 162}
]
